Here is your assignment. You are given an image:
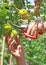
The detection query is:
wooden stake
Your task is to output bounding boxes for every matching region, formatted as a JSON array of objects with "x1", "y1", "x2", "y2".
[
  {"x1": 1, "y1": 37, "x2": 5, "y2": 65},
  {"x1": 9, "y1": 54, "x2": 13, "y2": 65}
]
